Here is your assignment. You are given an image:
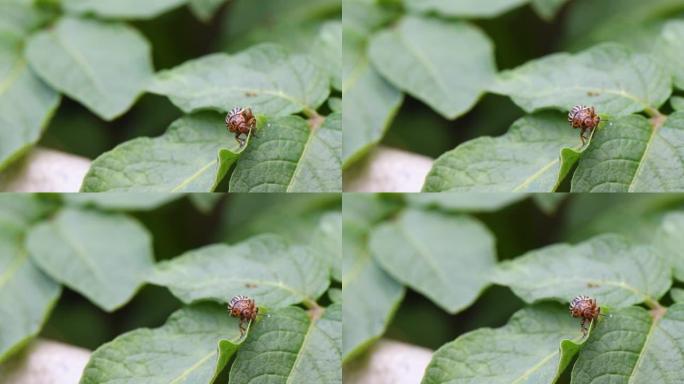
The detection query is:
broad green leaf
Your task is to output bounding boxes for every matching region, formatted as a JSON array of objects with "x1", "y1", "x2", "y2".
[
  {"x1": 0, "y1": 195, "x2": 53, "y2": 230},
  {"x1": 671, "y1": 96, "x2": 684, "y2": 111},
  {"x1": 62, "y1": 193, "x2": 182, "y2": 211},
  {"x1": 150, "y1": 234, "x2": 329, "y2": 307},
  {"x1": 328, "y1": 97, "x2": 341, "y2": 113},
  {"x1": 530, "y1": 0, "x2": 568, "y2": 21},
  {"x1": 370, "y1": 208, "x2": 495, "y2": 313},
  {"x1": 80, "y1": 303, "x2": 243, "y2": 384},
  {"x1": 229, "y1": 304, "x2": 342, "y2": 384},
  {"x1": 404, "y1": 0, "x2": 529, "y2": 18},
  {"x1": 311, "y1": 212, "x2": 342, "y2": 281},
  {"x1": 571, "y1": 305, "x2": 684, "y2": 384},
  {"x1": 343, "y1": 0, "x2": 397, "y2": 35},
  {"x1": 571, "y1": 113, "x2": 684, "y2": 192},
  {"x1": 342, "y1": 26, "x2": 403, "y2": 167},
  {"x1": 81, "y1": 112, "x2": 246, "y2": 192},
  {"x1": 672, "y1": 288, "x2": 684, "y2": 303},
  {"x1": 368, "y1": 16, "x2": 495, "y2": 119},
  {"x1": 329, "y1": 287, "x2": 341, "y2": 303},
  {"x1": 424, "y1": 112, "x2": 582, "y2": 192},
  {"x1": 492, "y1": 43, "x2": 671, "y2": 116},
  {"x1": 654, "y1": 212, "x2": 684, "y2": 282},
  {"x1": 26, "y1": 208, "x2": 155, "y2": 311},
  {"x1": 149, "y1": 44, "x2": 329, "y2": 117},
  {"x1": 405, "y1": 193, "x2": 527, "y2": 212},
  {"x1": 343, "y1": 194, "x2": 404, "y2": 360},
  {"x1": 0, "y1": 232, "x2": 61, "y2": 363},
  {"x1": 228, "y1": 113, "x2": 342, "y2": 192},
  {"x1": 311, "y1": 21, "x2": 341, "y2": 91},
  {"x1": 493, "y1": 234, "x2": 671, "y2": 308},
  {"x1": 189, "y1": 0, "x2": 226, "y2": 22},
  {"x1": 656, "y1": 20, "x2": 684, "y2": 91},
  {"x1": 25, "y1": 17, "x2": 153, "y2": 120},
  {"x1": 62, "y1": 0, "x2": 187, "y2": 19},
  {"x1": 0, "y1": 0, "x2": 52, "y2": 38},
  {"x1": 0, "y1": 36, "x2": 60, "y2": 171},
  {"x1": 422, "y1": 304, "x2": 585, "y2": 384}
]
